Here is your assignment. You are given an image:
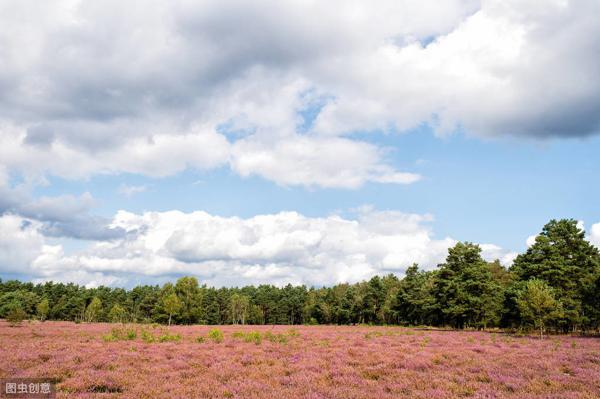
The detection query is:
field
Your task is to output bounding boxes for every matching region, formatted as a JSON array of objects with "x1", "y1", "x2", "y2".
[{"x1": 1, "y1": 321, "x2": 600, "y2": 398}]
